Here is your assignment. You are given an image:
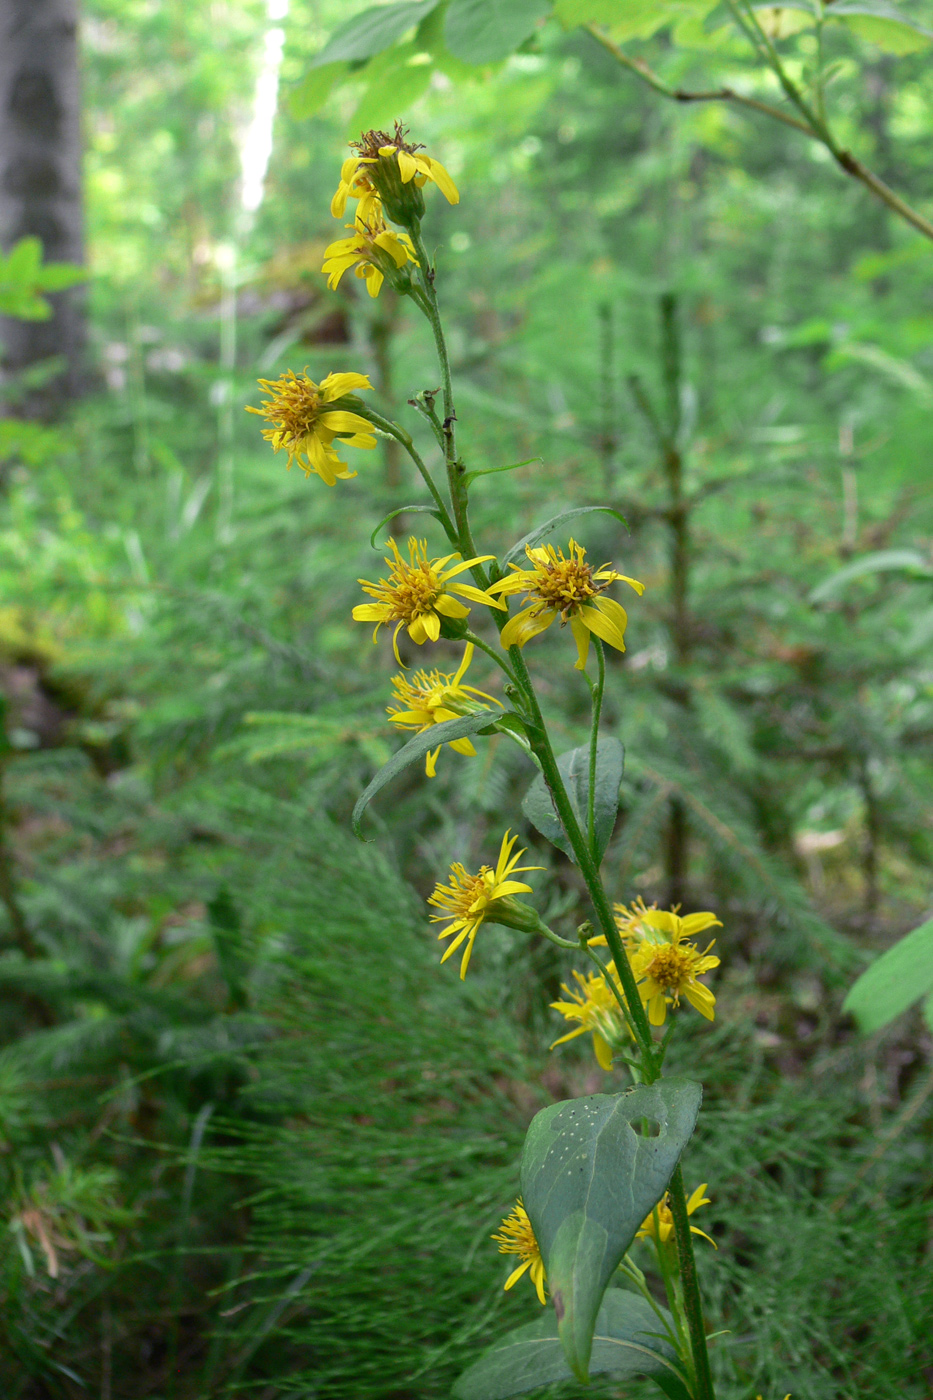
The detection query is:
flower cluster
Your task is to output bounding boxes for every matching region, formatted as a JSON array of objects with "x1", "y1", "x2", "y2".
[
  {"x1": 386, "y1": 643, "x2": 500, "y2": 777},
  {"x1": 492, "y1": 1199, "x2": 546, "y2": 1304},
  {"x1": 550, "y1": 965, "x2": 632, "y2": 1070},
  {"x1": 613, "y1": 900, "x2": 721, "y2": 1026},
  {"x1": 428, "y1": 832, "x2": 541, "y2": 979},
  {"x1": 245, "y1": 369, "x2": 376, "y2": 485}
]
